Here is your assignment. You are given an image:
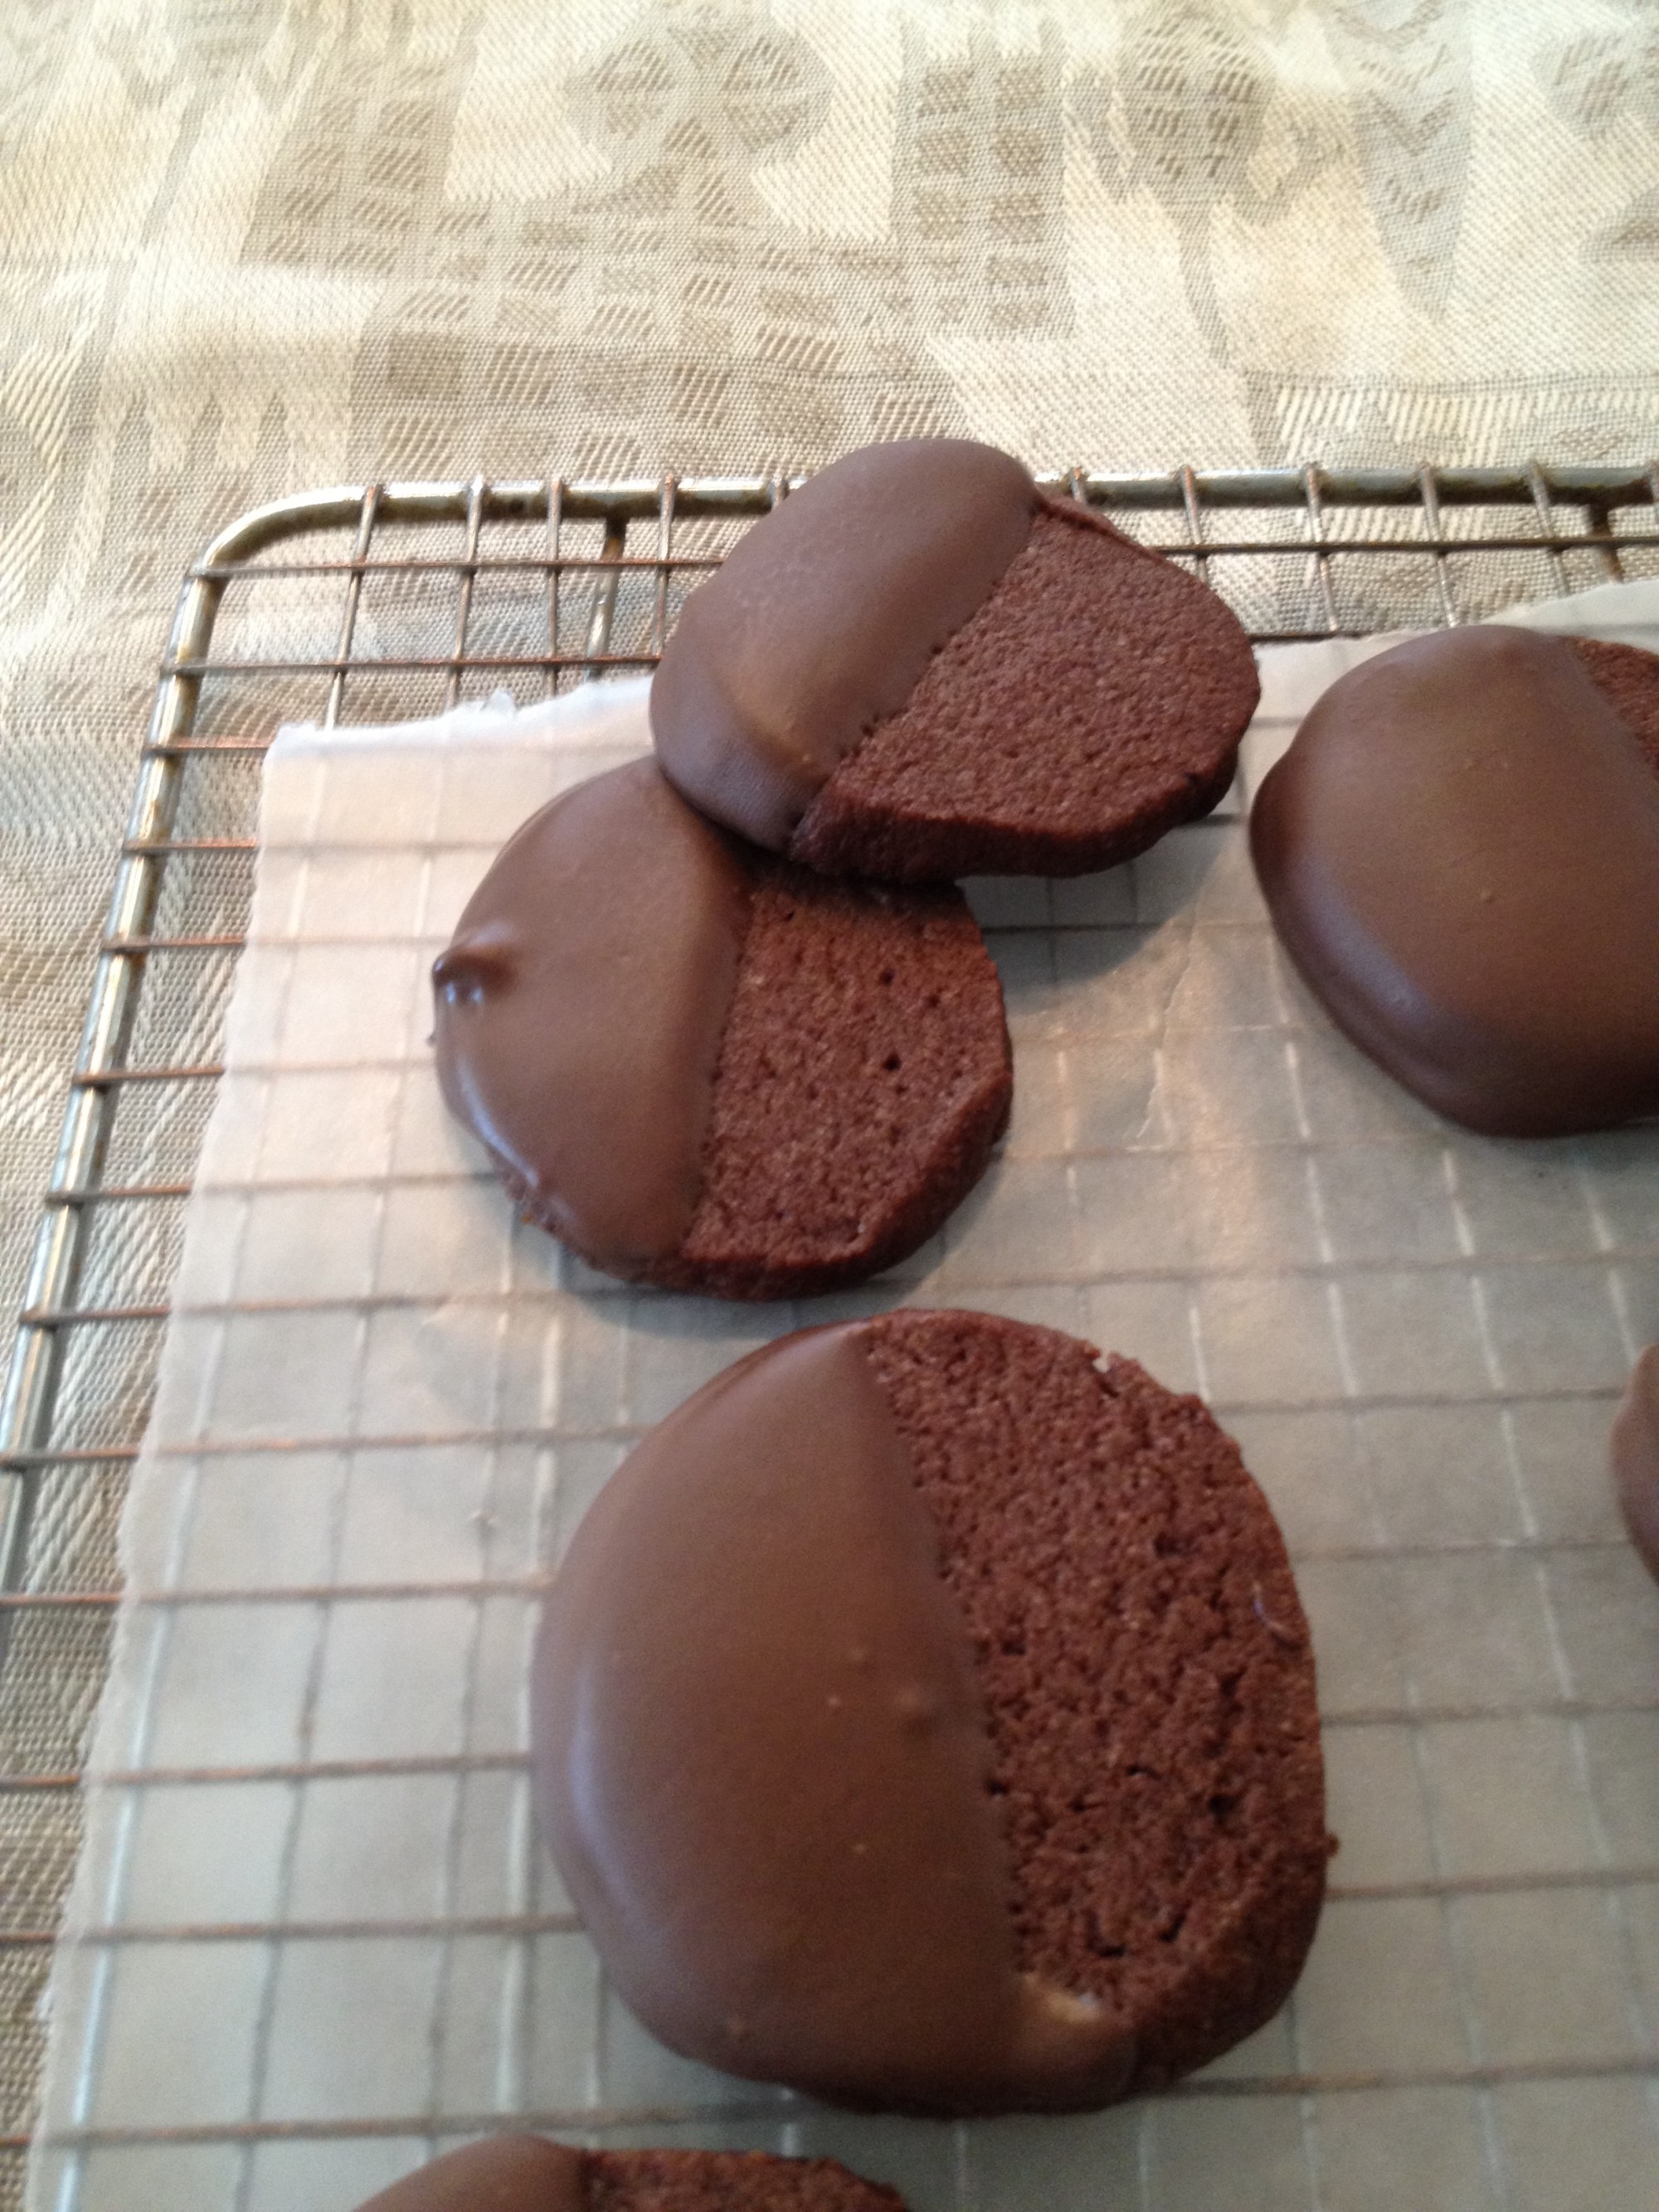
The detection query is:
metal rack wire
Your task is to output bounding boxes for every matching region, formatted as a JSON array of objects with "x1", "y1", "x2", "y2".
[{"x1": 5, "y1": 460, "x2": 1659, "y2": 2205}]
